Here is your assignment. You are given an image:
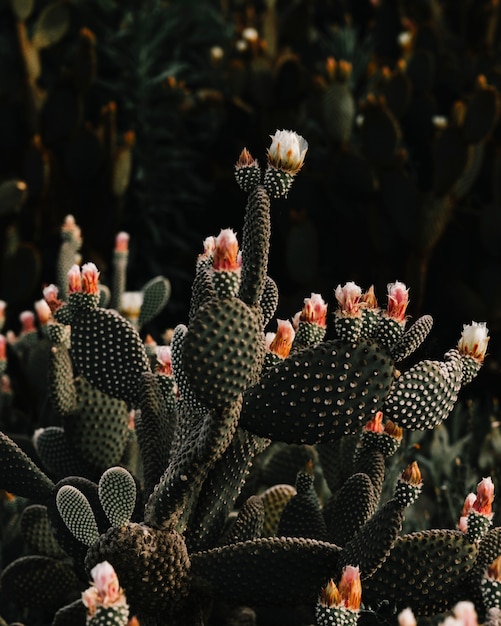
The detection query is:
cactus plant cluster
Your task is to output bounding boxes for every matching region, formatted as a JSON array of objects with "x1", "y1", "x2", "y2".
[{"x1": 0, "y1": 133, "x2": 498, "y2": 626}]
